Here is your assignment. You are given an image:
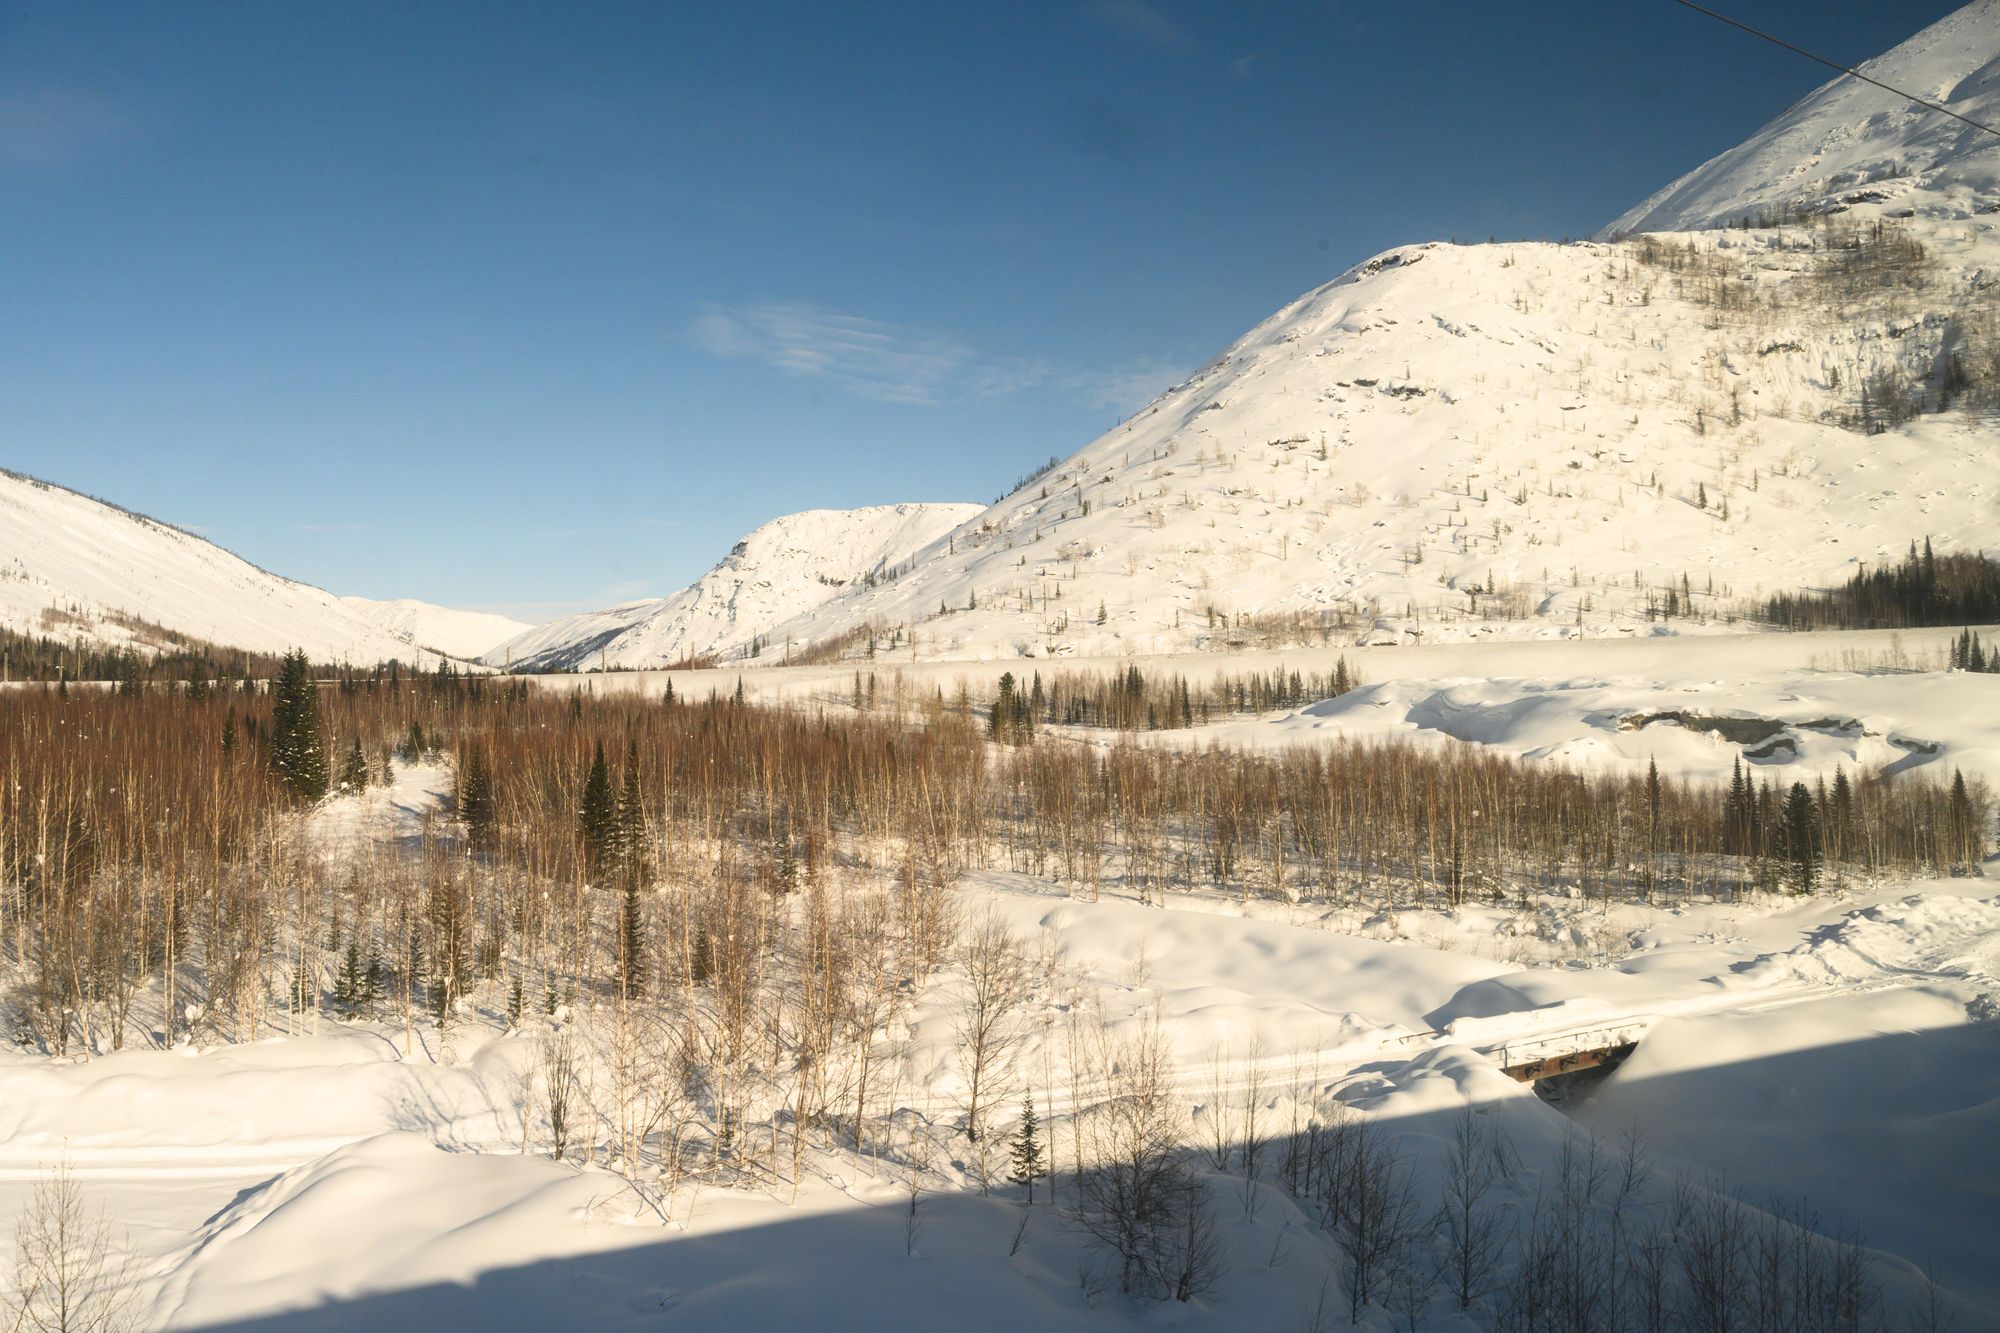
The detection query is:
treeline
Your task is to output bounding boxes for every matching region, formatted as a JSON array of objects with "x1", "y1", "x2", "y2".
[
  {"x1": 0, "y1": 620, "x2": 275, "y2": 685},
  {"x1": 990, "y1": 738, "x2": 1983, "y2": 908},
  {"x1": 6, "y1": 666, "x2": 1987, "y2": 1061},
  {"x1": 981, "y1": 660, "x2": 1362, "y2": 743},
  {"x1": 1762, "y1": 539, "x2": 2000, "y2": 630}
]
